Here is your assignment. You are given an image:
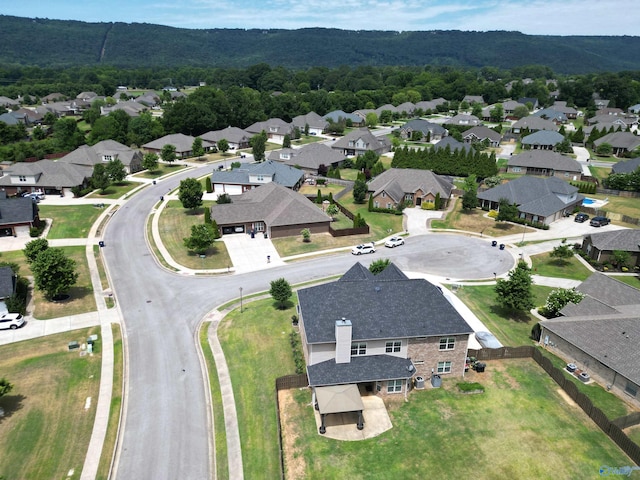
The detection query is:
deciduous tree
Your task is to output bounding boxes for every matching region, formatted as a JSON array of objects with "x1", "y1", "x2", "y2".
[
  {"x1": 161, "y1": 144, "x2": 177, "y2": 163},
  {"x1": 91, "y1": 163, "x2": 111, "y2": 192},
  {"x1": 178, "y1": 178, "x2": 203, "y2": 210},
  {"x1": 495, "y1": 260, "x2": 534, "y2": 312},
  {"x1": 31, "y1": 248, "x2": 79, "y2": 301},
  {"x1": 23, "y1": 238, "x2": 49, "y2": 264},
  {"x1": 183, "y1": 224, "x2": 218, "y2": 254},
  {"x1": 270, "y1": 278, "x2": 292, "y2": 310},
  {"x1": 142, "y1": 152, "x2": 159, "y2": 172},
  {"x1": 106, "y1": 158, "x2": 127, "y2": 183}
]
